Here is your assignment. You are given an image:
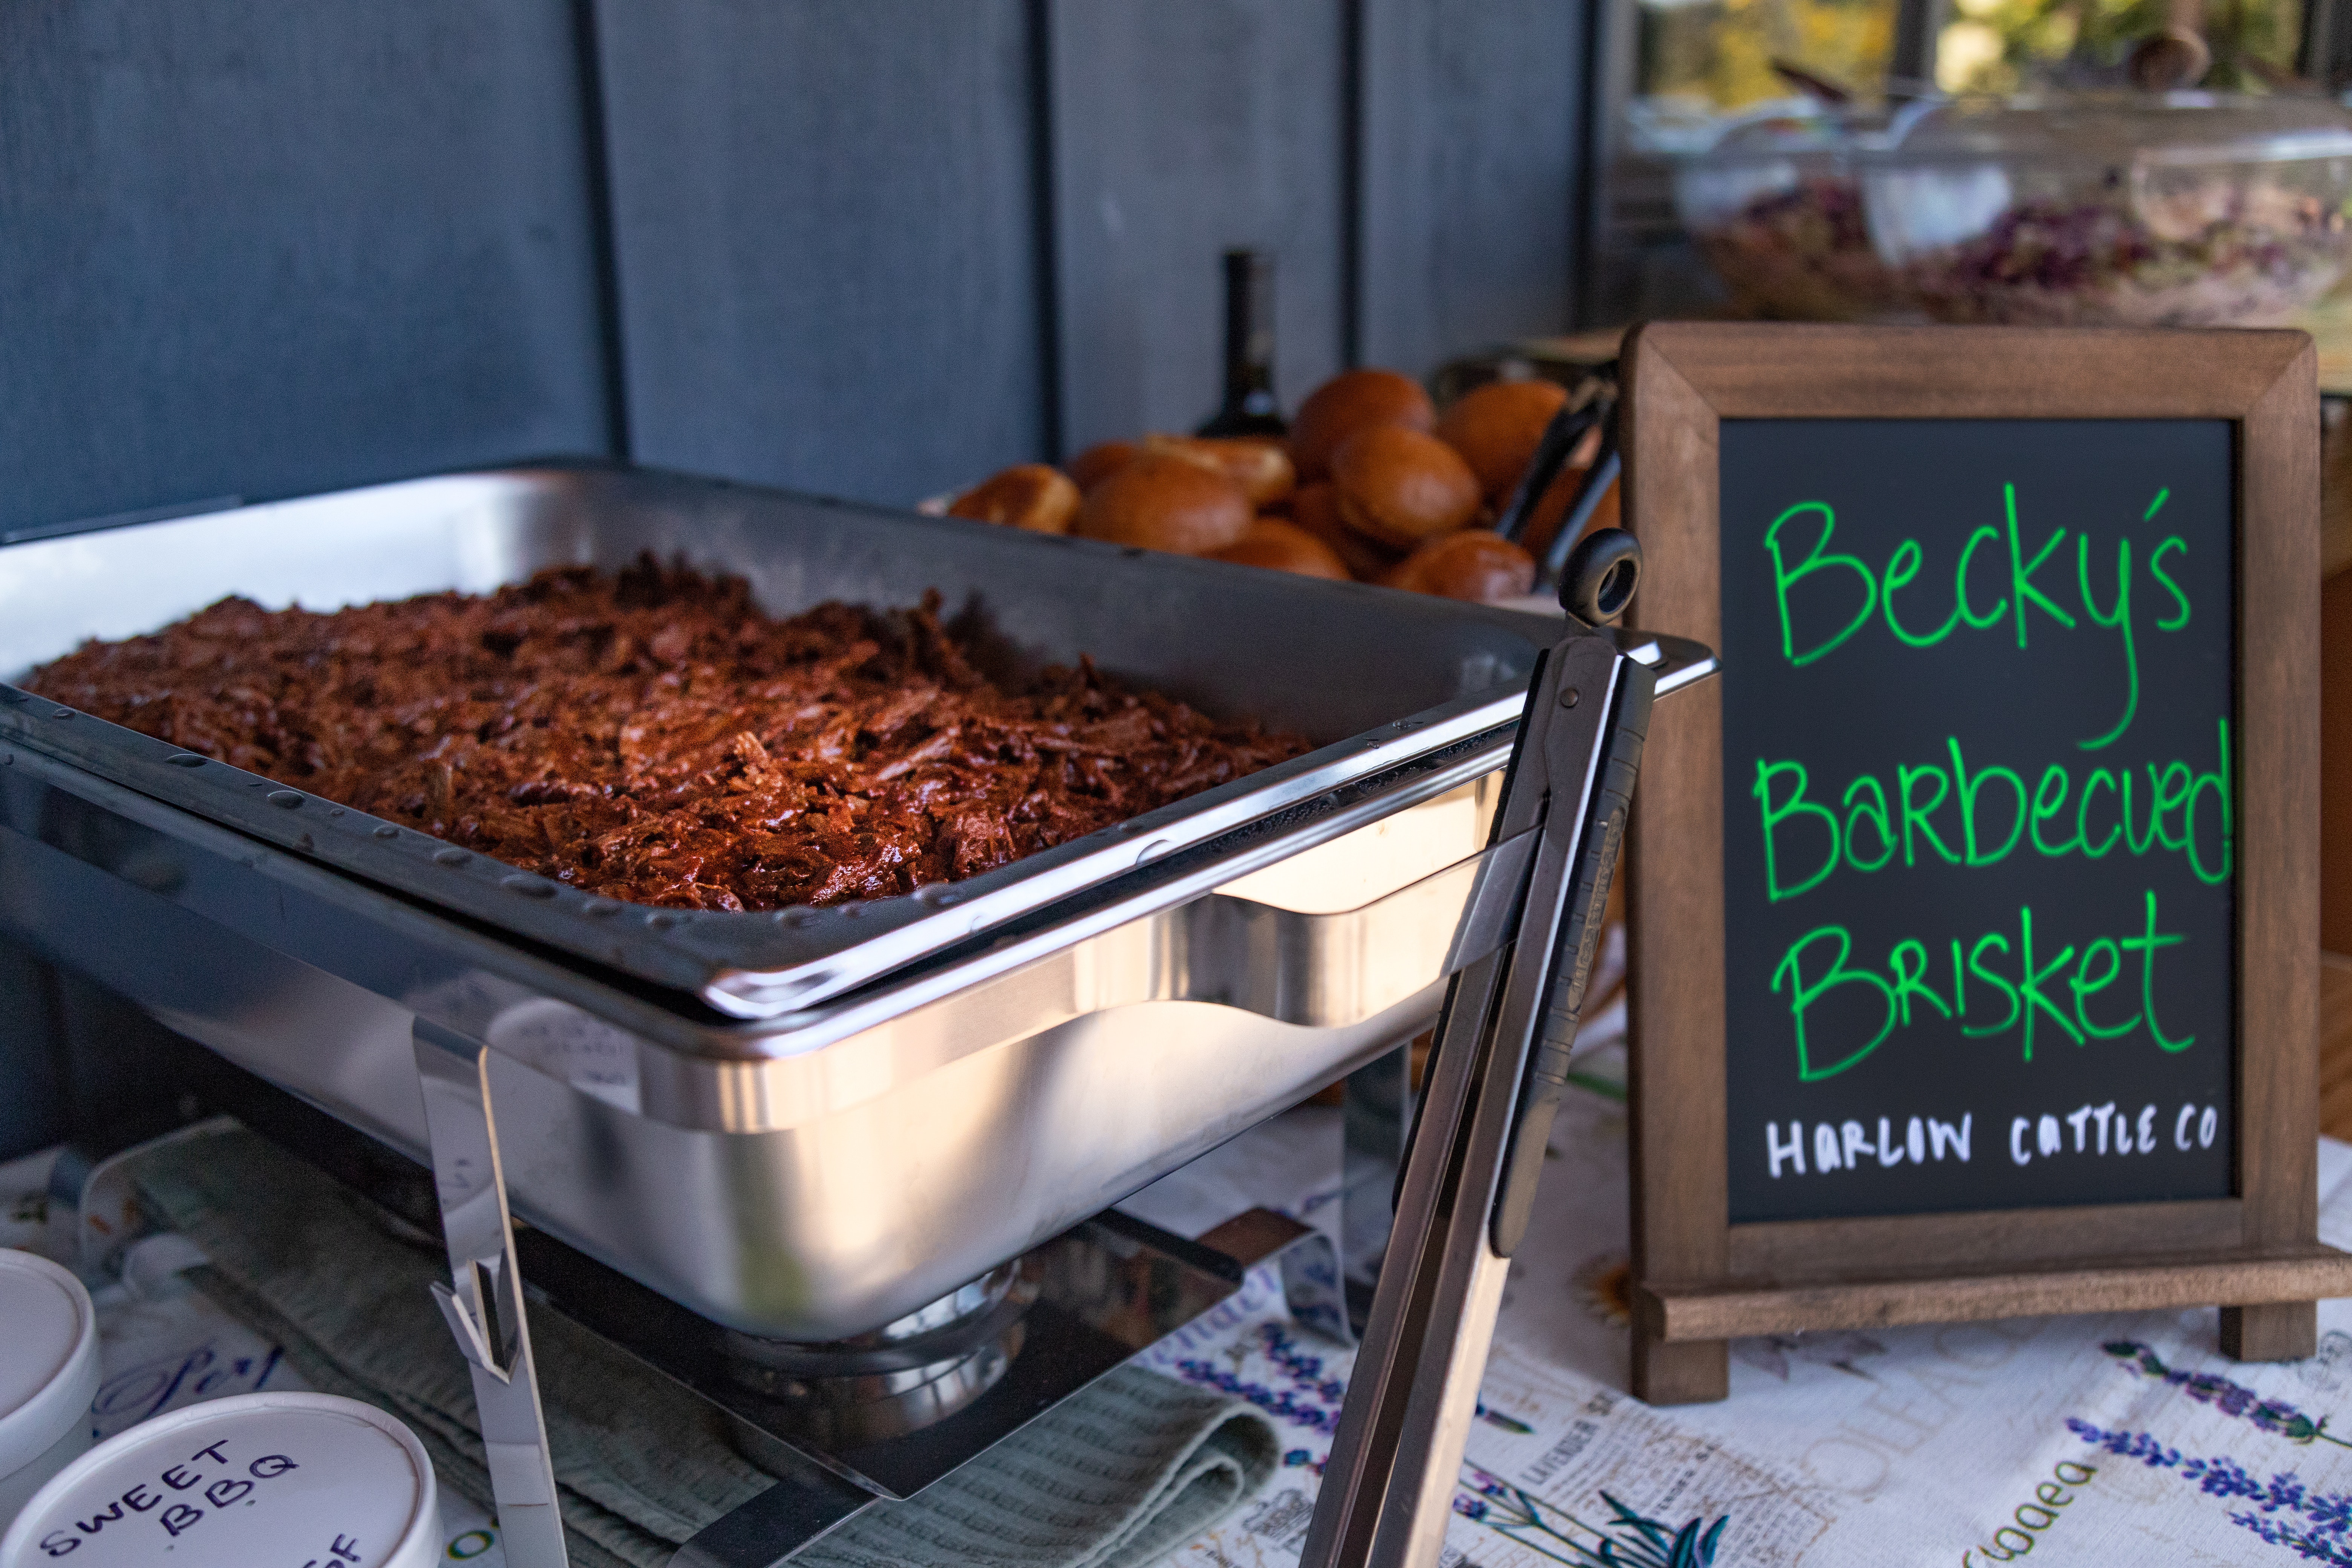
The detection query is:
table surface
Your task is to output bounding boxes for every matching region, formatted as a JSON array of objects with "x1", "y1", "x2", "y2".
[
  {"x1": 1133, "y1": 1101, "x2": 2352, "y2": 1566},
  {"x1": 18, "y1": 986, "x2": 2352, "y2": 1568}
]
